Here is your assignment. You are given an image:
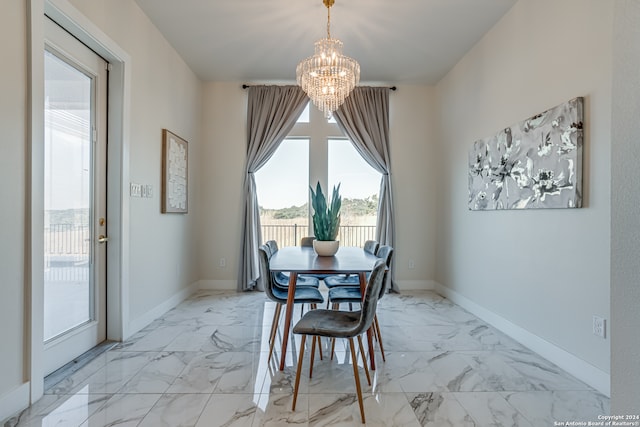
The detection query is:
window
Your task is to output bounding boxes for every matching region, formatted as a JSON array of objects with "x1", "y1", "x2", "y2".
[
  {"x1": 256, "y1": 138, "x2": 309, "y2": 246},
  {"x1": 257, "y1": 102, "x2": 379, "y2": 246}
]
